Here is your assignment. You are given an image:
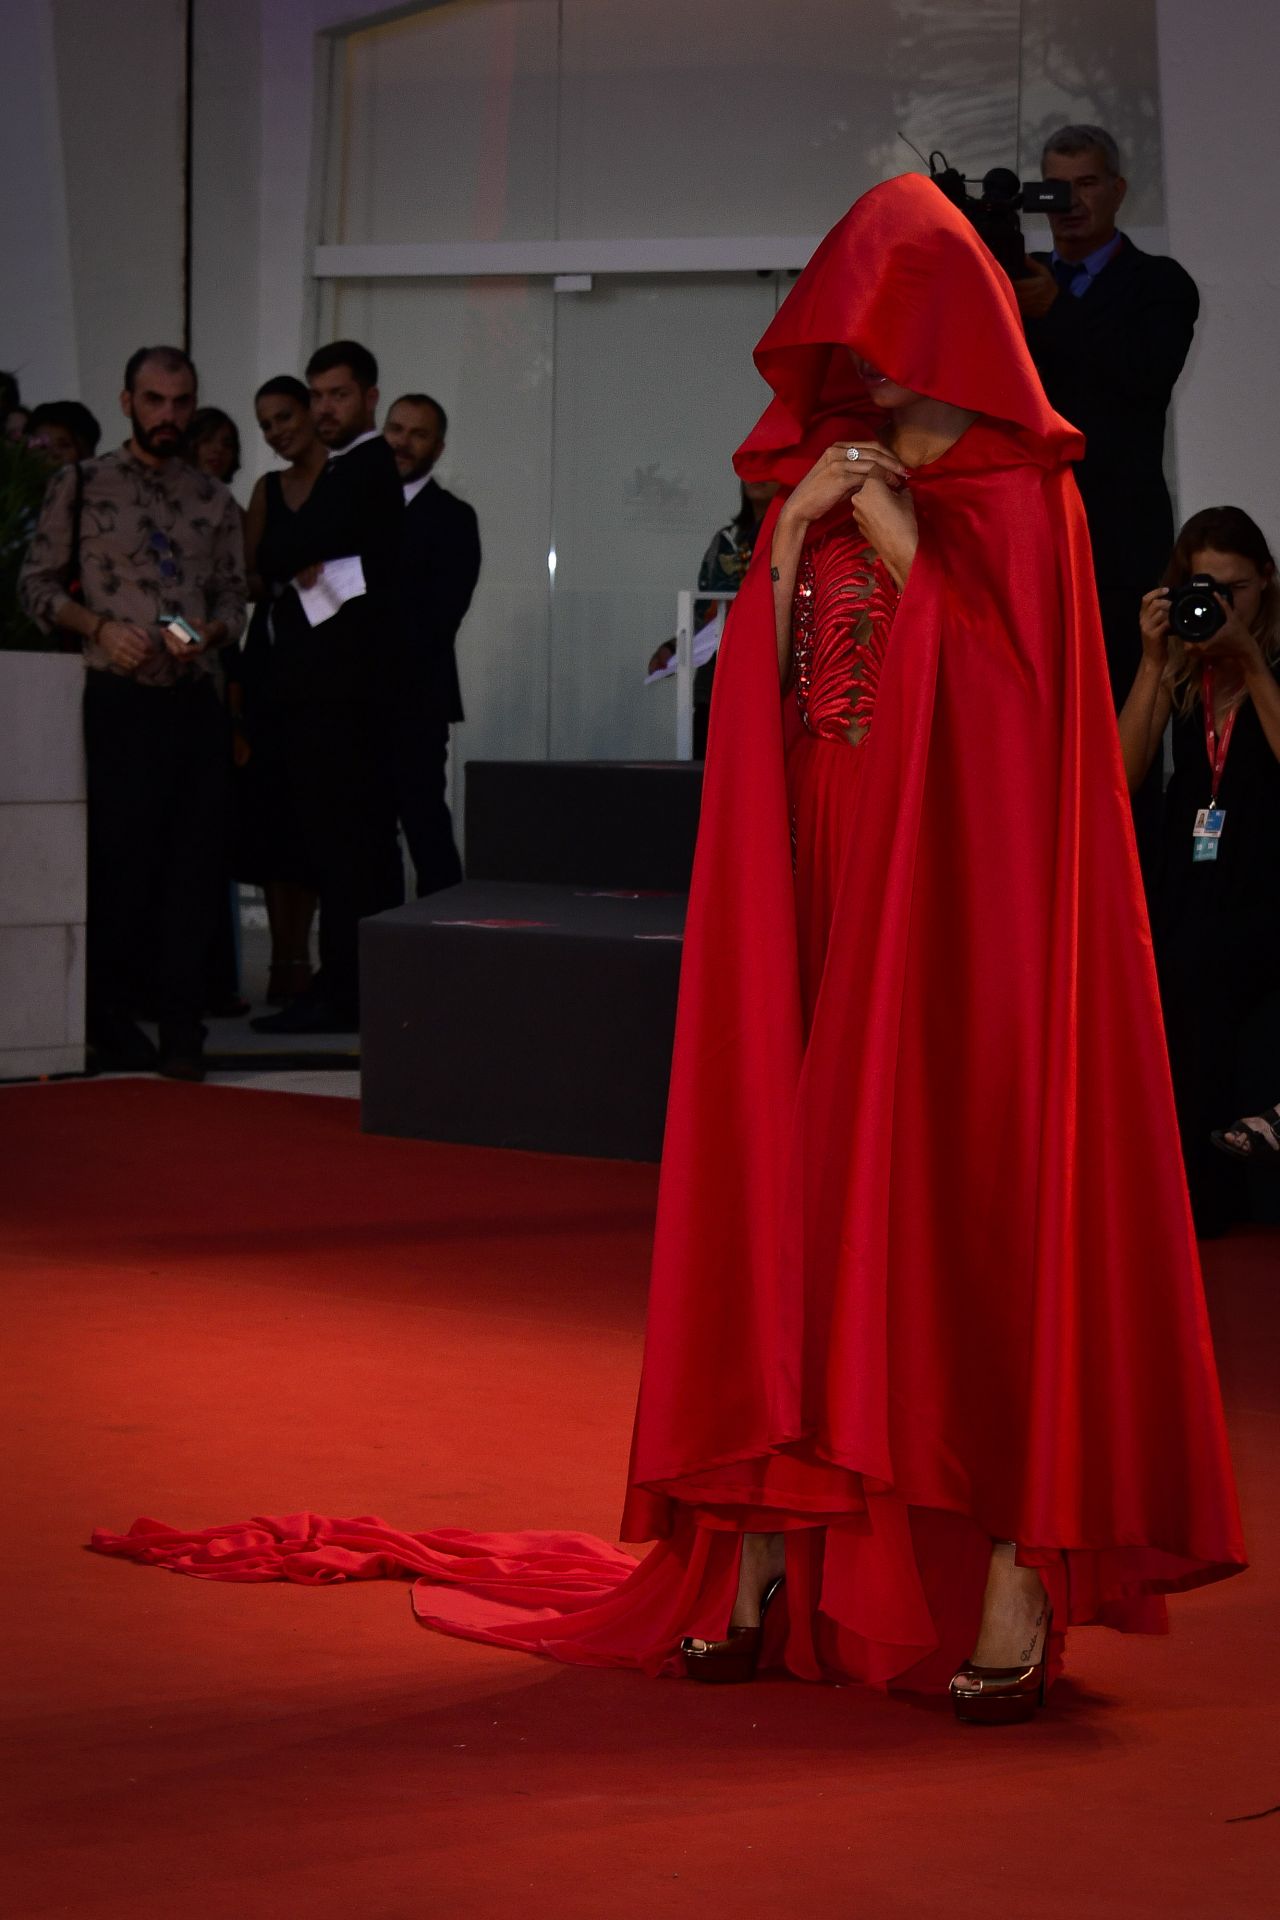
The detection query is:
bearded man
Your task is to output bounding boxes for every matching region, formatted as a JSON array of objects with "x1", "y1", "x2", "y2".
[{"x1": 21, "y1": 344, "x2": 245, "y2": 1081}]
